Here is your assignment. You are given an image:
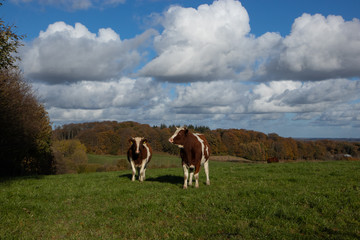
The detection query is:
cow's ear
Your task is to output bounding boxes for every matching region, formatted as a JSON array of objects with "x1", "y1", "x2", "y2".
[
  {"x1": 185, "y1": 128, "x2": 189, "y2": 135},
  {"x1": 143, "y1": 139, "x2": 147, "y2": 144},
  {"x1": 128, "y1": 138, "x2": 133, "y2": 144}
]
